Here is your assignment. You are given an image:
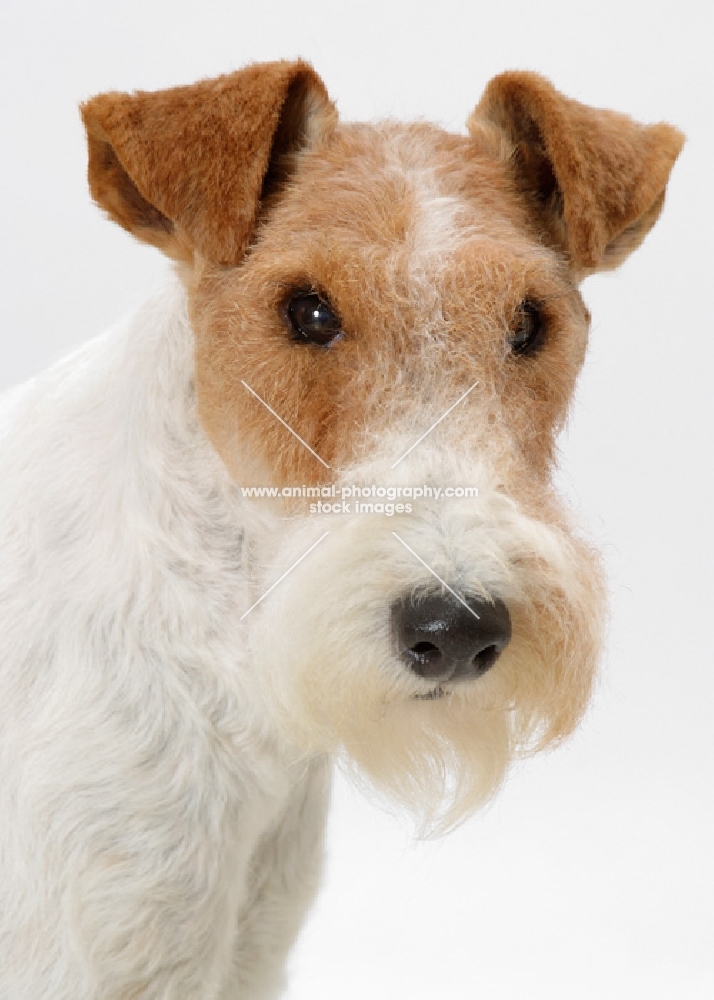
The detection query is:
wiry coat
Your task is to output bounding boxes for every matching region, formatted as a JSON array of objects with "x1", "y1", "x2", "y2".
[
  {"x1": 0, "y1": 61, "x2": 682, "y2": 998},
  {"x1": 0, "y1": 286, "x2": 329, "y2": 997}
]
